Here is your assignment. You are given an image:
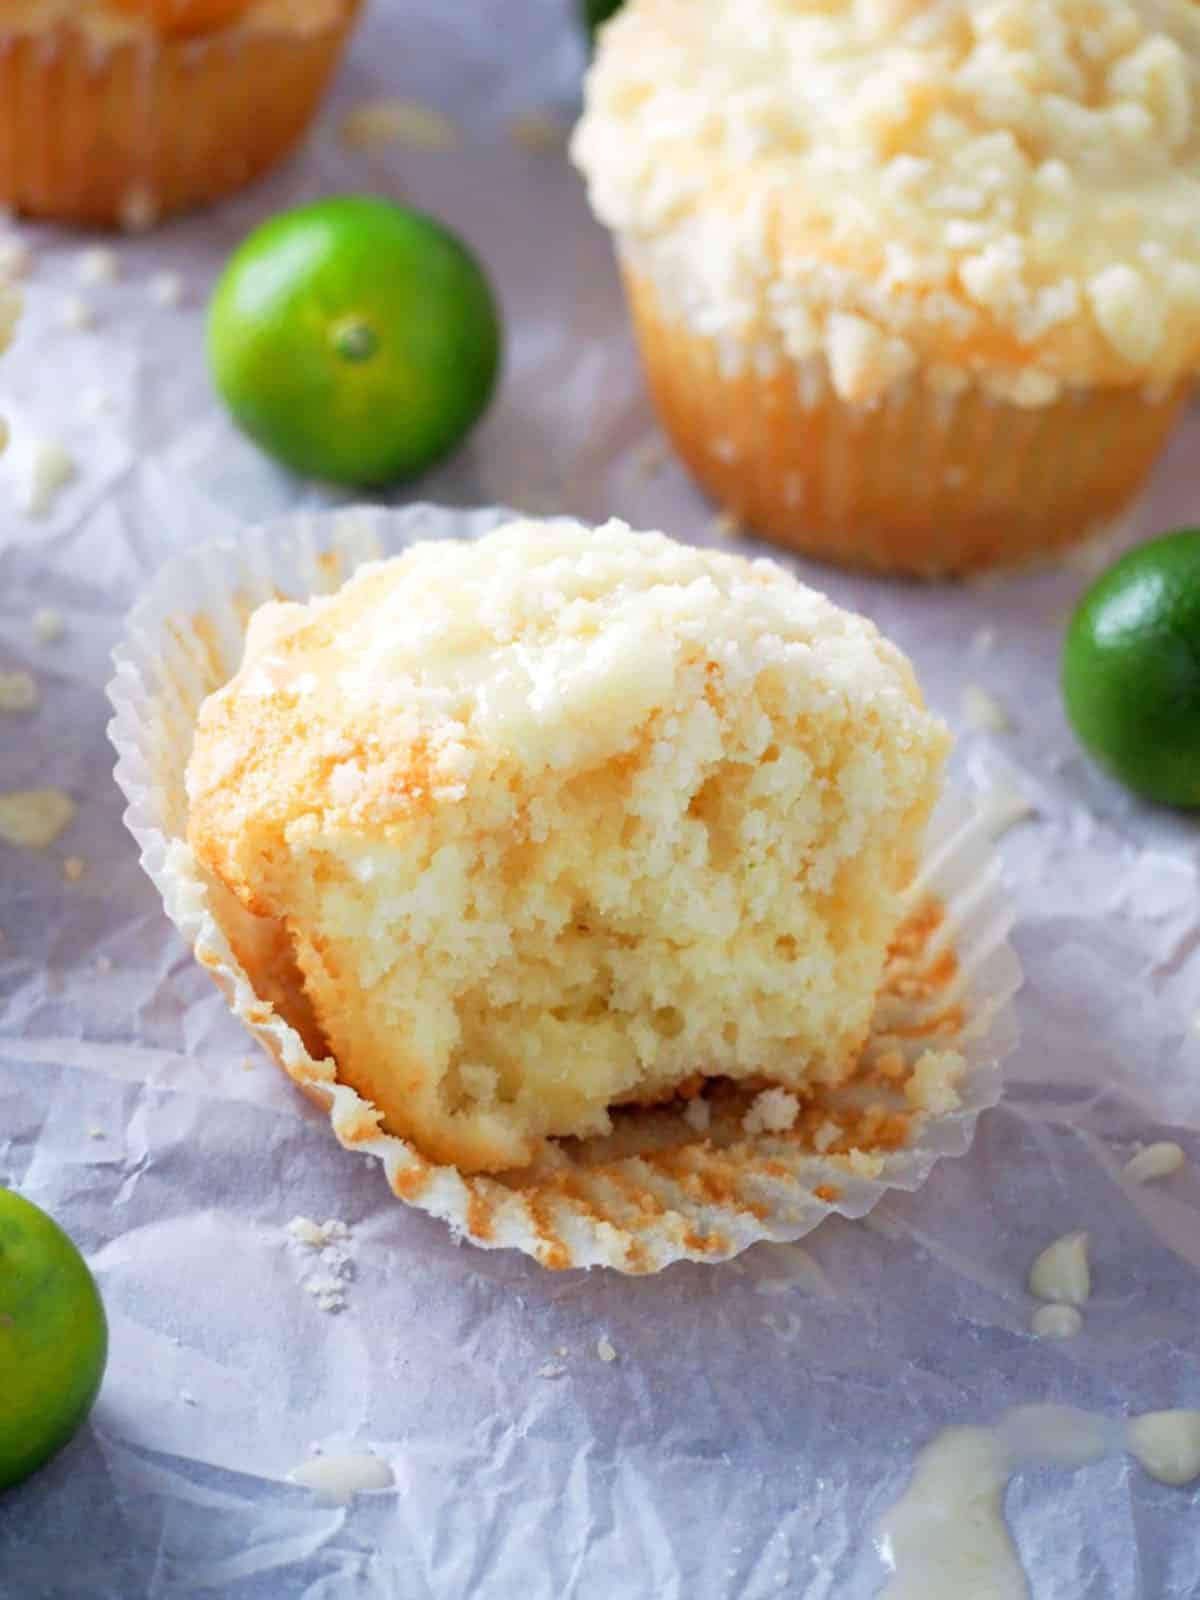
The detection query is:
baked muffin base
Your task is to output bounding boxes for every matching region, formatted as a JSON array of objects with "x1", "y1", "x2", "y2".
[
  {"x1": 108, "y1": 504, "x2": 1021, "y2": 1272},
  {"x1": 625, "y1": 268, "x2": 1189, "y2": 579},
  {"x1": 0, "y1": 6, "x2": 360, "y2": 226}
]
